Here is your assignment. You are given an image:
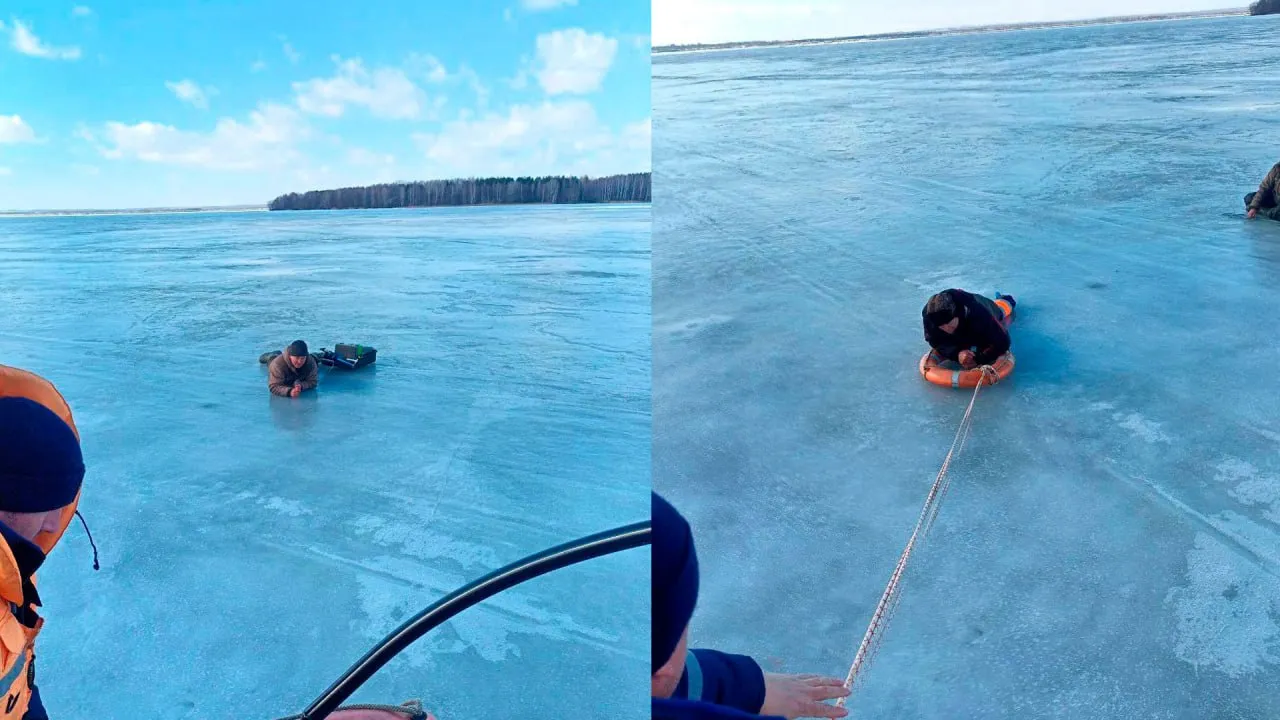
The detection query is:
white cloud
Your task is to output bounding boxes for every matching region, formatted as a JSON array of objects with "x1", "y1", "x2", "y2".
[
  {"x1": 0, "y1": 115, "x2": 35, "y2": 144},
  {"x1": 293, "y1": 164, "x2": 335, "y2": 188},
  {"x1": 535, "y1": 29, "x2": 617, "y2": 95},
  {"x1": 621, "y1": 117, "x2": 651, "y2": 148},
  {"x1": 347, "y1": 147, "x2": 396, "y2": 167},
  {"x1": 417, "y1": 54, "x2": 448, "y2": 83},
  {"x1": 88, "y1": 102, "x2": 309, "y2": 171},
  {"x1": 250, "y1": 60, "x2": 267, "y2": 73},
  {"x1": 521, "y1": 0, "x2": 578, "y2": 10},
  {"x1": 406, "y1": 54, "x2": 489, "y2": 107},
  {"x1": 413, "y1": 101, "x2": 650, "y2": 179},
  {"x1": 281, "y1": 38, "x2": 301, "y2": 64},
  {"x1": 504, "y1": 8, "x2": 514, "y2": 21},
  {"x1": 166, "y1": 79, "x2": 217, "y2": 109},
  {"x1": 293, "y1": 56, "x2": 432, "y2": 120},
  {"x1": 9, "y1": 19, "x2": 81, "y2": 60},
  {"x1": 0, "y1": 167, "x2": 11, "y2": 176},
  {"x1": 508, "y1": 66, "x2": 530, "y2": 90},
  {"x1": 72, "y1": 6, "x2": 93, "y2": 17},
  {"x1": 457, "y1": 64, "x2": 490, "y2": 108}
]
